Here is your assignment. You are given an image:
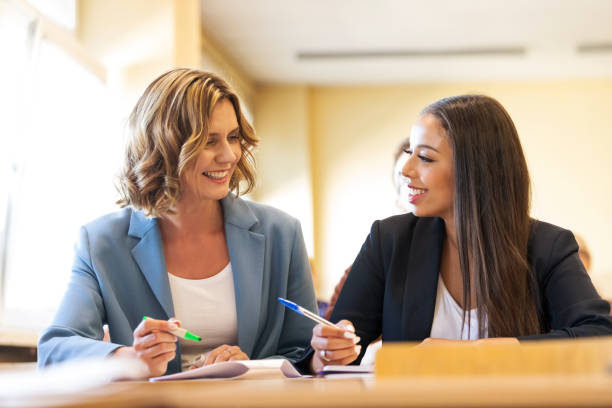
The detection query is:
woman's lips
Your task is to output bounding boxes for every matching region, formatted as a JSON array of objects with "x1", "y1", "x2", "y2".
[
  {"x1": 408, "y1": 186, "x2": 427, "y2": 204},
  {"x1": 202, "y1": 170, "x2": 230, "y2": 184}
]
